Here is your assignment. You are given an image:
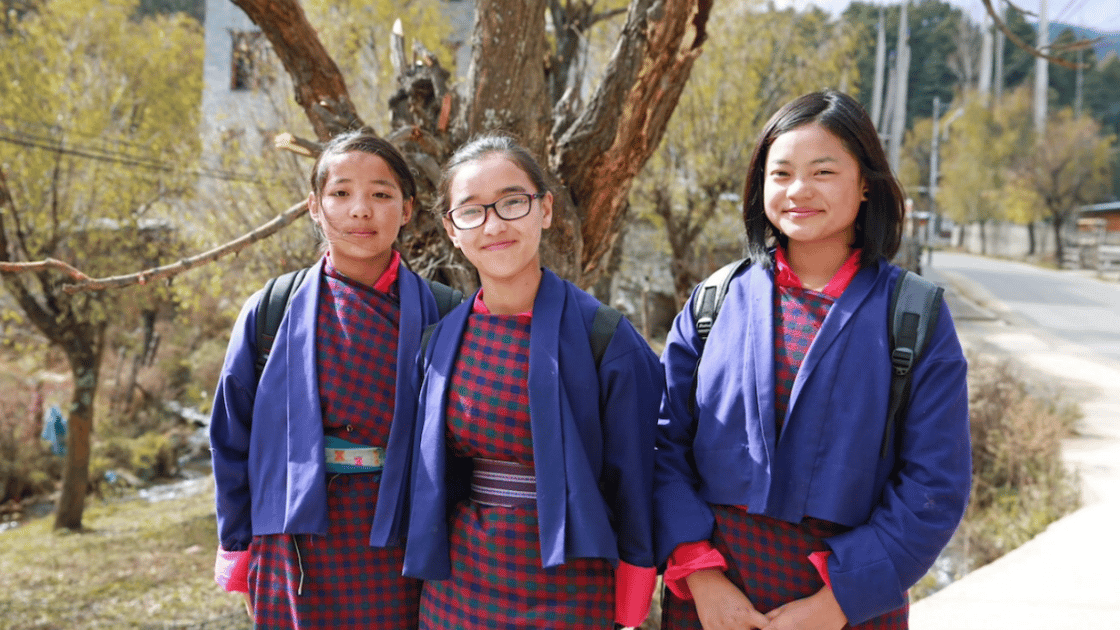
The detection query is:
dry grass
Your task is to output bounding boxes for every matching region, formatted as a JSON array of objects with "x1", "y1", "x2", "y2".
[
  {"x1": 0, "y1": 477, "x2": 246, "y2": 630},
  {"x1": 911, "y1": 353, "x2": 1082, "y2": 600}
]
